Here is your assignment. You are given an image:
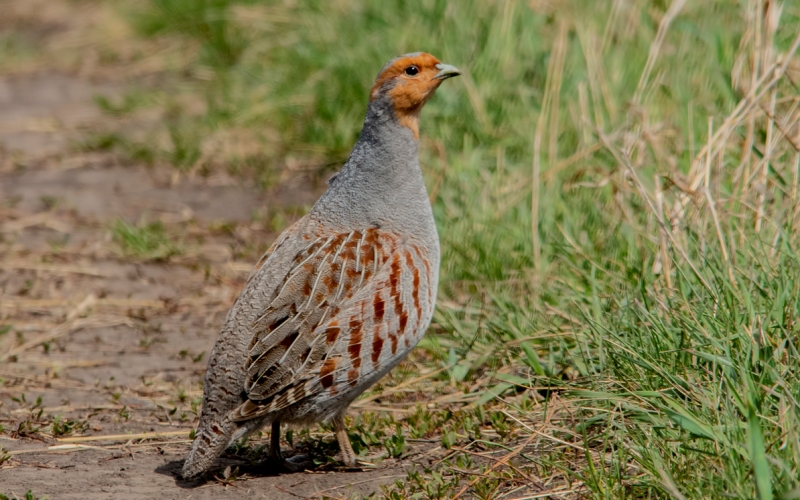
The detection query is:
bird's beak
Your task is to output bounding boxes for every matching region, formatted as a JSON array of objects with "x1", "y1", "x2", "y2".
[{"x1": 434, "y1": 63, "x2": 461, "y2": 80}]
